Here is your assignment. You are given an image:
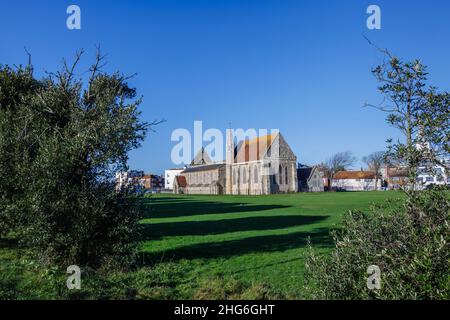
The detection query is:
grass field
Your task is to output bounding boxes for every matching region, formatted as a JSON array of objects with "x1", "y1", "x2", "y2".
[
  {"x1": 0, "y1": 191, "x2": 403, "y2": 299},
  {"x1": 137, "y1": 191, "x2": 402, "y2": 298}
]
